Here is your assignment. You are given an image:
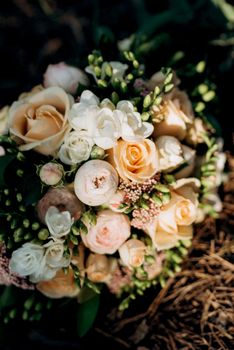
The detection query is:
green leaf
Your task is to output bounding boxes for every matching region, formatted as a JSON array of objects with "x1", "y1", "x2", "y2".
[
  {"x1": 0, "y1": 286, "x2": 18, "y2": 310},
  {"x1": 18, "y1": 172, "x2": 42, "y2": 205},
  {"x1": 0, "y1": 155, "x2": 15, "y2": 186},
  {"x1": 76, "y1": 293, "x2": 100, "y2": 337}
]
